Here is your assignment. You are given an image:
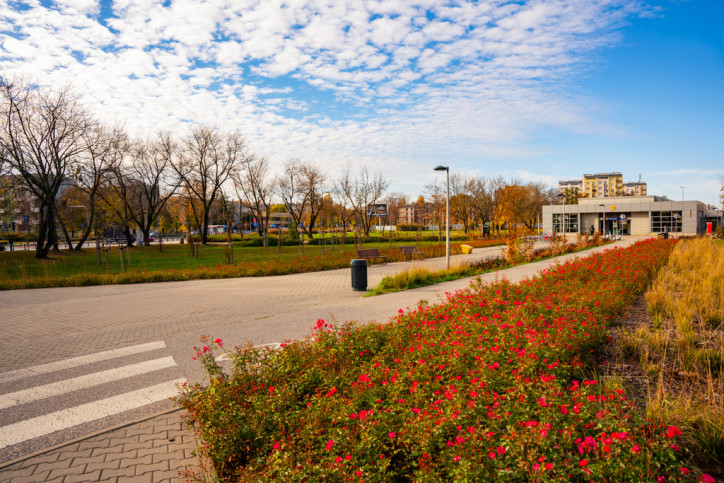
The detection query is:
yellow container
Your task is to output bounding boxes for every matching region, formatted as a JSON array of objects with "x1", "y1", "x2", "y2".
[{"x1": 461, "y1": 244, "x2": 473, "y2": 254}]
